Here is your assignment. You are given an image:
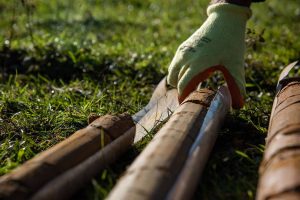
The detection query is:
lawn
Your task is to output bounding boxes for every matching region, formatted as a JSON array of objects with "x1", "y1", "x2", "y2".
[{"x1": 0, "y1": 0, "x2": 299, "y2": 199}]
